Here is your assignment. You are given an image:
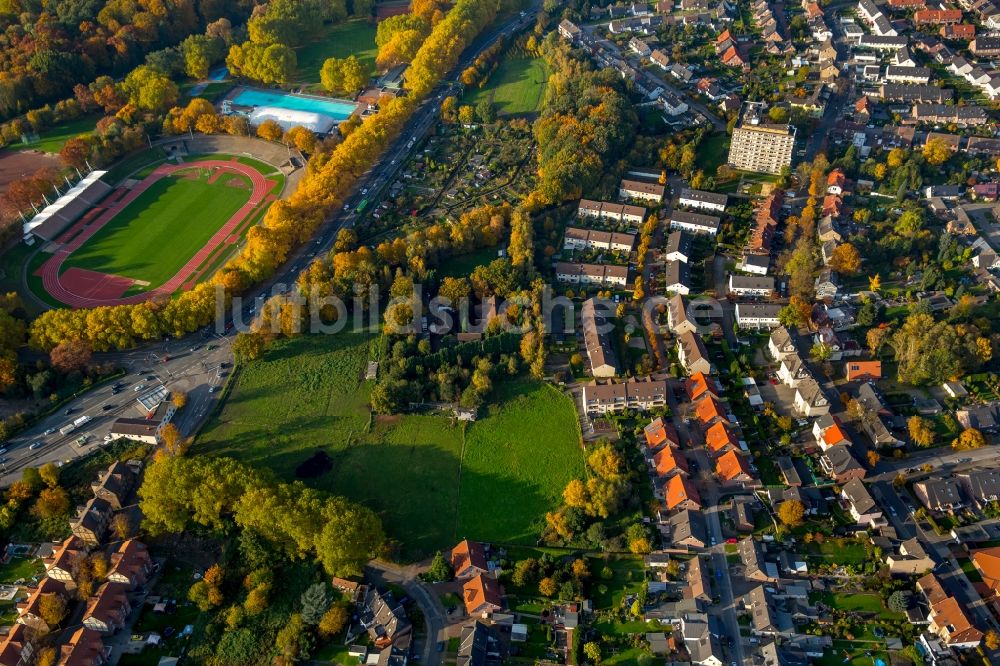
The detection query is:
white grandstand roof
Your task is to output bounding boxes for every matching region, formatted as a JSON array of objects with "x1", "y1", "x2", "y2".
[
  {"x1": 22, "y1": 170, "x2": 108, "y2": 235},
  {"x1": 248, "y1": 106, "x2": 337, "y2": 134}
]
